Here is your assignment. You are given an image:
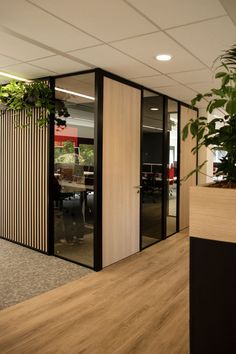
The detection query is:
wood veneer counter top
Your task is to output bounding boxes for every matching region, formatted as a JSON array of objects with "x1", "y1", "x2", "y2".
[{"x1": 190, "y1": 186, "x2": 236, "y2": 244}]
